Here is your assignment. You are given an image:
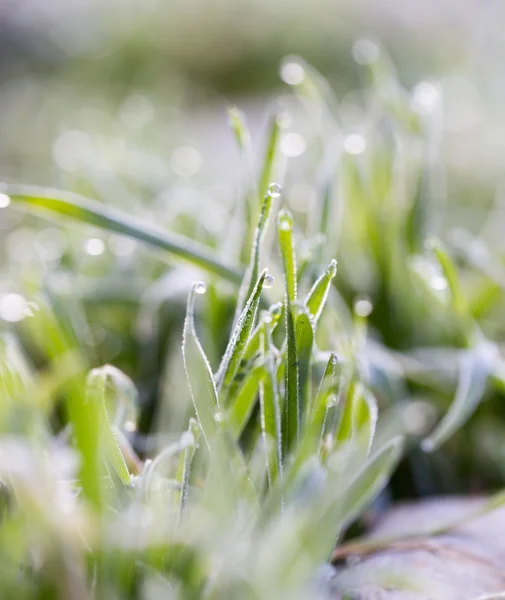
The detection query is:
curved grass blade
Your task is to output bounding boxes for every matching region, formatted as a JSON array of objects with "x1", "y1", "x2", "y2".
[
  {"x1": 305, "y1": 259, "x2": 337, "y2": 325},
  {"x1": 86, "y1": 367, "x2": 131, "y2": 487},
  {"x1": 182, "y1": 282, "x2": 220, "y2": 448},
  {"x1": 3, "y1": 184, "x2": 242, "y2": 284},
  {"x1": 422, "y1": 341, "x2": 495, "y2": 452},
  {"x1": 96, "y1": 364, "x2": 139, "y2": 432},
  {"x1": 308, "y1": 353, "x2": 338, "y2": 450},
  {"x1": 216, "y1": 269, "x2": 269, "y2": 403}
]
